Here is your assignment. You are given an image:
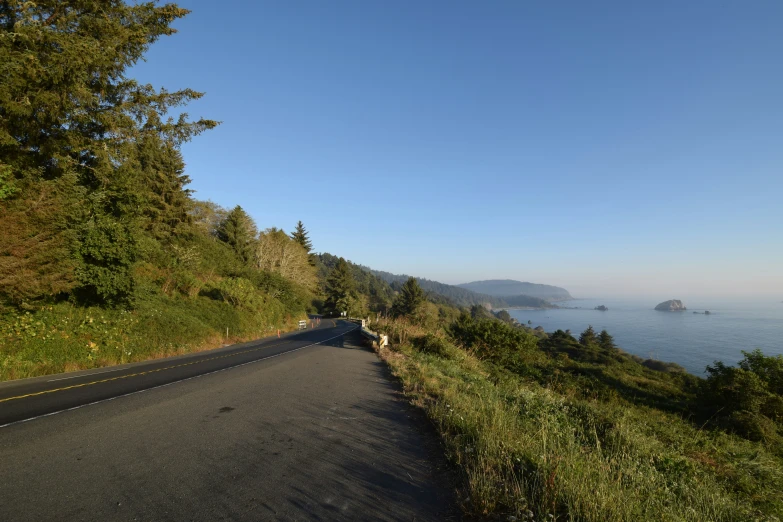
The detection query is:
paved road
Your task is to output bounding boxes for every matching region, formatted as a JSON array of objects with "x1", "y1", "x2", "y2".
[
  {"x1": 0, "y1": 322, "x2": 457, "y2": 521},
  {"x1": 0, "y1": 319, "x2": 345, "y2": 426}
]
